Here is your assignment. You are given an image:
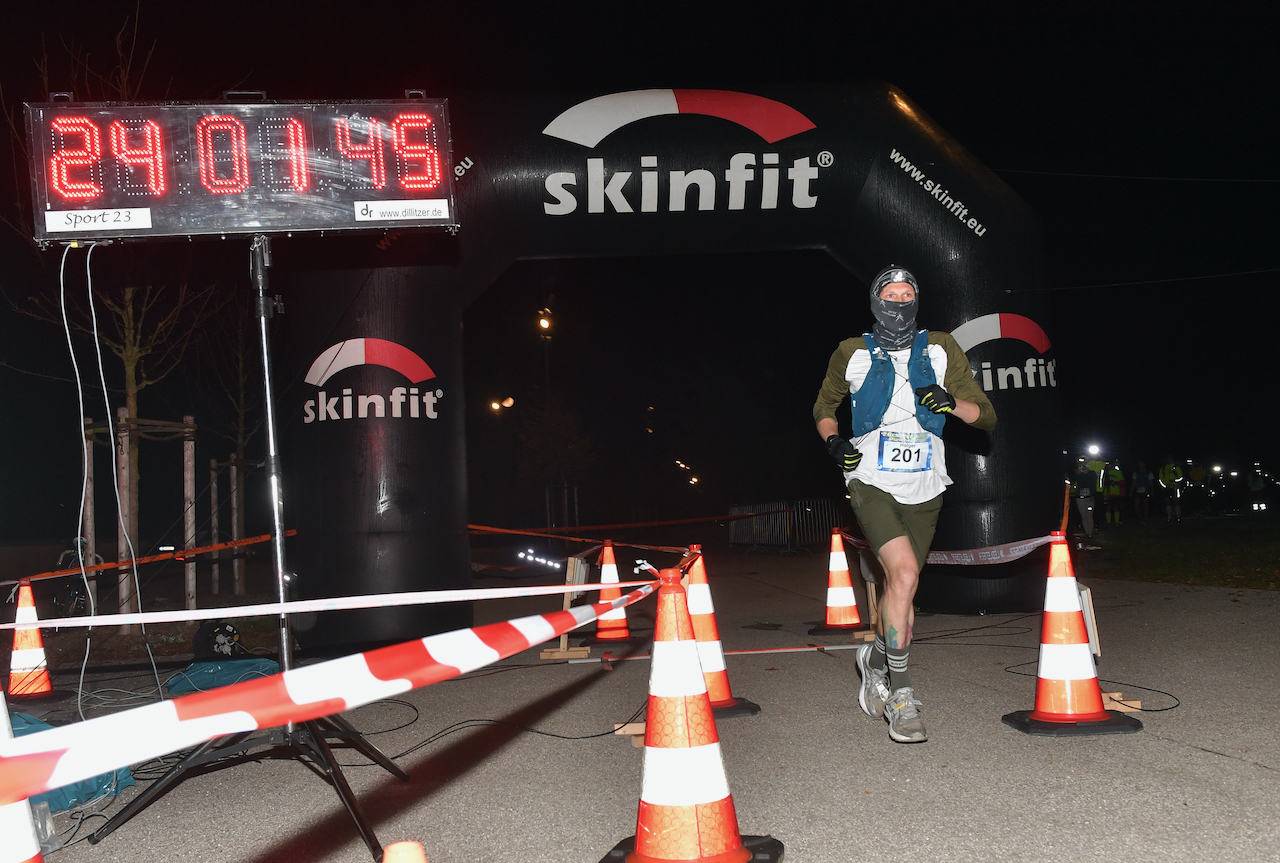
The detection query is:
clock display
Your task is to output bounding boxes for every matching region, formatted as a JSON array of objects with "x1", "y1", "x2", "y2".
[{"x1": 25, "y1": 100, "x2": 458, "y2": 242}]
